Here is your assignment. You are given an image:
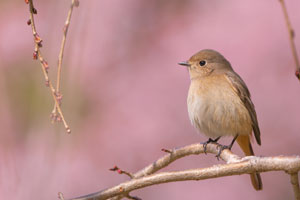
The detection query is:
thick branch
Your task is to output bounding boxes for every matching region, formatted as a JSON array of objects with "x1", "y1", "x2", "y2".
[
  {"x1": 69, "y1": 143, "x2": 300, "y2": 200},
  {"x1": 133, "y1": 143, "x2": 240, "y2": 179}
]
